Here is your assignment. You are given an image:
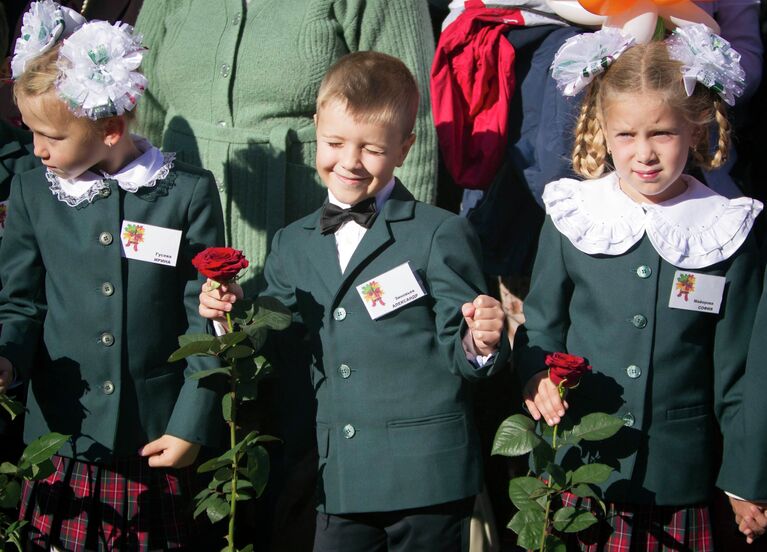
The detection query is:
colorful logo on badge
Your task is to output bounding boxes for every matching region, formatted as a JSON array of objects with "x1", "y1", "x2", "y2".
[
  {"x1": 123, "y1": 224, "x2": 145, "y2": 251},
  {"x1": 361, "y1": 280, "x2": 386, "y2": 307},
  {"x1": 675, "y1": 273, "x2": 696, "y2": 302}
]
